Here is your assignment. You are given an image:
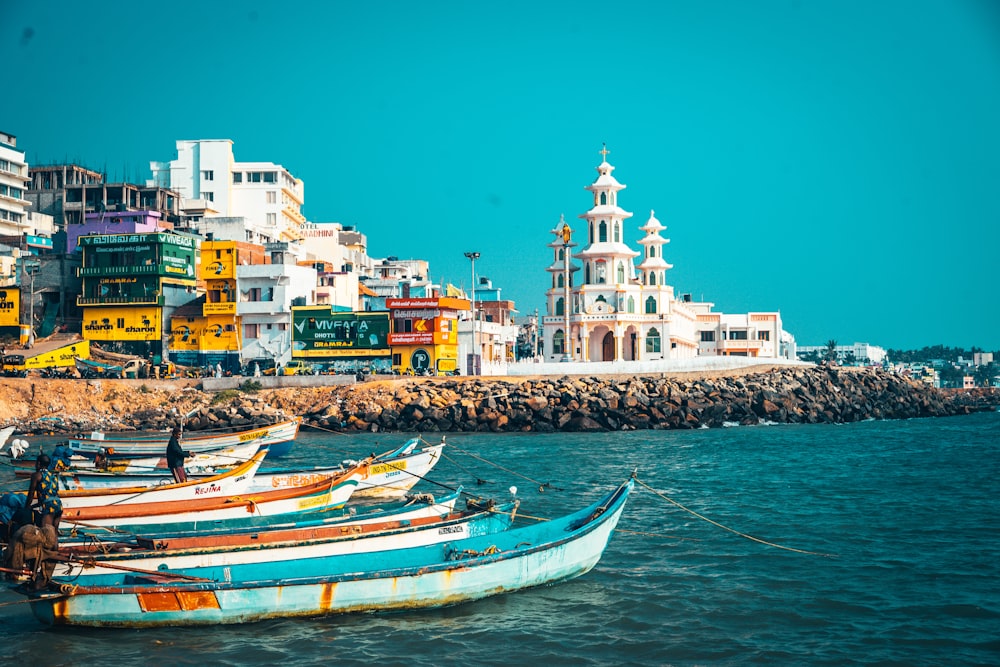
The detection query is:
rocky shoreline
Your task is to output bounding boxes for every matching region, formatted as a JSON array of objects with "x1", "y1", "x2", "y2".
[{"x1": 4, "y1": 365, "x2": 996, "y2": 437}]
